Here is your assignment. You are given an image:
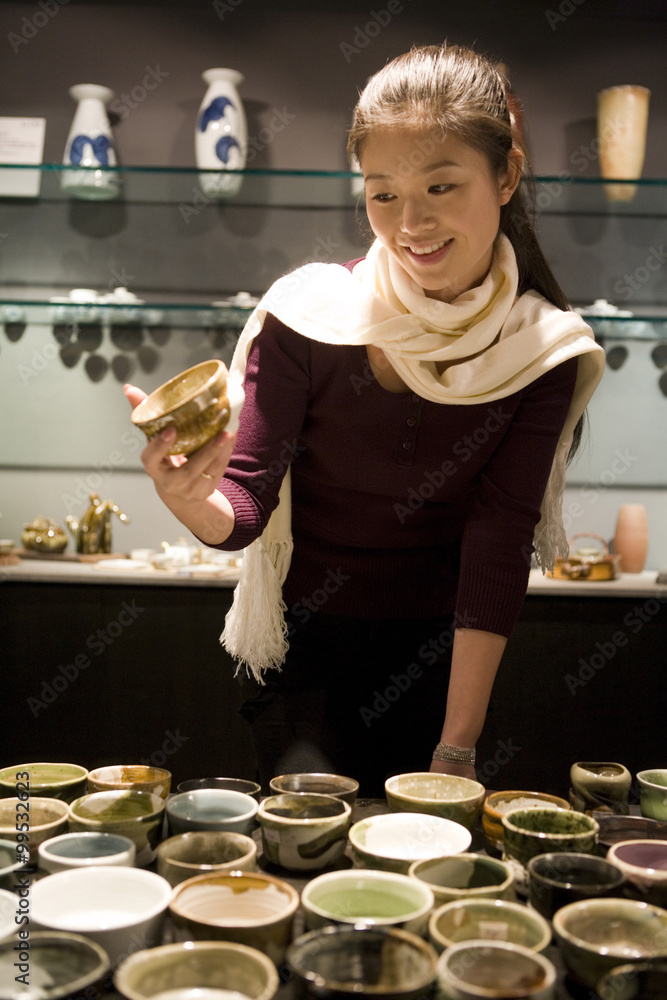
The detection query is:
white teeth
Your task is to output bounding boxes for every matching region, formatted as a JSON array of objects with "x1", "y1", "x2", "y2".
[{"x1": 408, "y1": 240, "x2": 448, "y2": 255}]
